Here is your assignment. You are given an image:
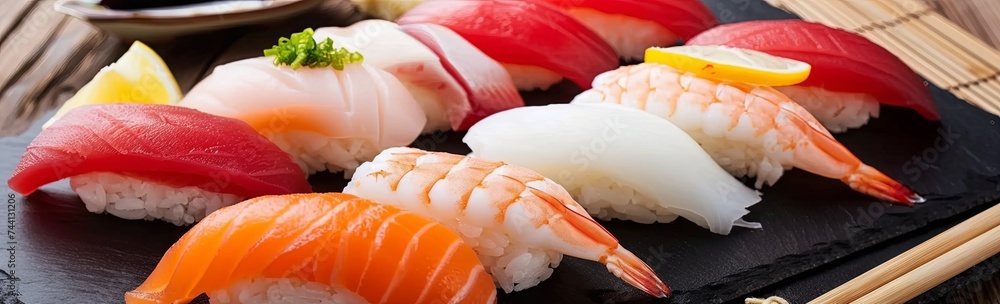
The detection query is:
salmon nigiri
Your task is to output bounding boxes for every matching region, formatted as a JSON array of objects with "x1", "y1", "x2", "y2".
[
  {"x1": 687, "y1": 20, "x2": 938, "y2": 131},
  {"x1": 125, "y1": 193, "x2": 497, "y2": 304}
]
